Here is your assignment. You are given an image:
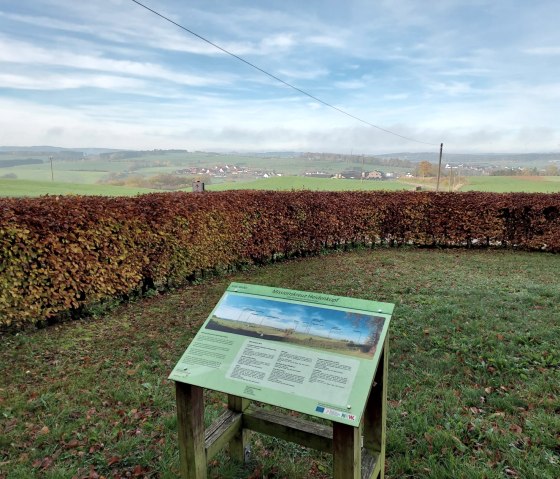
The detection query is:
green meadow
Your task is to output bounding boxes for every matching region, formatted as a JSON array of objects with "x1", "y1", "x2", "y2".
[
  {"x1": 459, "y1": 176, "x2": 560, "y2": 193},
  {"x1": 0, "y1": 178, "x2": 156, "y2": 197},
  {"x1": 1, "y1": 248, "x2": 558, "y2": 478},
  {"x1": 2, "y1": 148, "x2": 560, "y2": 196},
  {"x1": 208, "y1": 175, "x2": 560, "y2": 193},
  {"x1": 207, "y1": 176, "x2": 411, "y2": 191}
]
